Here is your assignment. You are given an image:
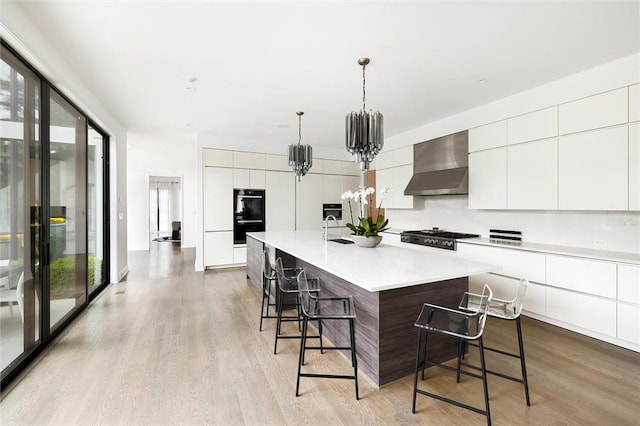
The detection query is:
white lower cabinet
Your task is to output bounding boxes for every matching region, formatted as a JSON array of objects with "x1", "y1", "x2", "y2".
[
  {"x1": 204, "y1": 231, "x2": 233, "y2": 267},
  {"x1": 546, "y1": 287, "x2": 617, "y2": 337},
  {"x1": 546, "y1": 255, "x2": 617, "y2": 299},
  {"x1": 233, "y1": 247, "x2": 247, "y2": 264},
  {"x1": 617, "y1": 304, "x2": 640, "y2": 345}
]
